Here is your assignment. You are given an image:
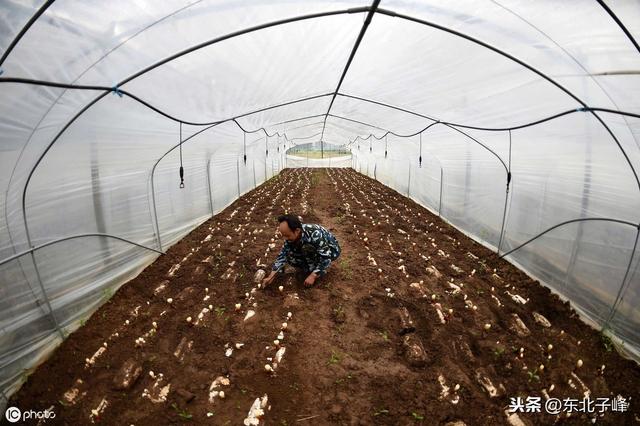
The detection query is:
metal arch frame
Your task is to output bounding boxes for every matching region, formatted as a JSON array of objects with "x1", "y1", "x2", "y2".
[
  {"x1": 375, "y1": 8, "x2": 640, "y2": 194},
  {"x1": 0, "y1": 231, "x2": 163, "y2": 340},
  {"x1": 336, "y1": 92, "x2": 640, "y2": 131},
  {"x1": 499, "y1": 217, "x2": 640, "y2": 331},
  {"x1": 16, "y1": 6, "x2": 370, "y2": 274},
  {"x1": 2, "y1": 1, "x2": 640, "y2": 349},
  {"x1": 319, "y1": 0, "x2": 381, "y2": 159},
  {"x1": 148, "y1": 112, "x2": 330, "y2": 252},
  {"x1": 499, "y1": 218, "x2": 638, "y2": 259},
  {"x1": 0, "y1": 233, "x2": 163, "y2": 268},
  {"x1": 344, "y1": 119, "x2": 508, "y2": 175},
  {"x1": 596, "y1": 0, "x2": 640, "y2": 55},
  {"x1": 0, "y1": 0, "x2": 55, "y2": 68}
]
